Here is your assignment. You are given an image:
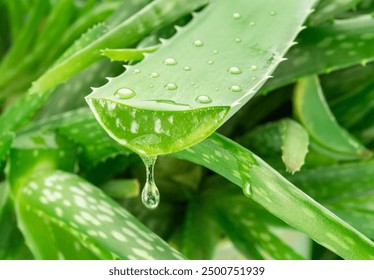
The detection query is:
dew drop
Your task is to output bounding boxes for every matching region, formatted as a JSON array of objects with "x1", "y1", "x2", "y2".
[
  {"x1": 183, "y1": 66, "x2": 191, "y2": 71},
  {"x1": 214, "y1": 87, "x2": 219, "y2": 91},
  {"x1": 163, "y1": 58, "x2": 177, "y2": 65},
  {"x1": 250, "y1": 65, "x2": 258, "y2": 71},
  {"x1": 164, "y1": 83, "x2": 178, "y2": 90},
  {"x1": 207, "y1": 60, "x2": 214, "y2": 65},
  {"x1": 230, "y1": 85, "x2": 242, "y2": 92},
  {"x1": 149, "y1": 72, "x2": 159, "y2": 78},
  {"x1": 269, "y1": 11, "x2": 277, "y2": 16},
  {"x1": 213, "y1": 50, "x2": 219, "y2": 54},
  {"x1": 114, "y1": 88, "x2": 136, "y2": 99},
  {"x1": 232, "y1": 12, "x2": 241, "y2": 19},
  {"x1": 140, "y1": 156, "x2": 160, "y2": 209},
  {"x1": 193, "y1": 40, "x2": 204, "y2": 47},
  {"x1": 243, "y1": 182, "x2": 253, "y2": 197},
  {"x1": 234, "y1": 38, "x2": 242, "y2": 43},
  {"x1": 133, "y1": 69, "x2": 141, "y2": 74},
  {"x1": 249, "y1": 21, "x2": 256, "y2": 26},
  {"x1": 190, "y1": 82, "x2": 195, "y2": 86},
  {"x1": 228, "y1": 66, "x2": 242, "y2": 74},
  {"x1": 196, "y1": 95, "x2": 212, "y2": 104},
  {"x1": 252, "y1": 77, "x2": 257, "y2": 81}
]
